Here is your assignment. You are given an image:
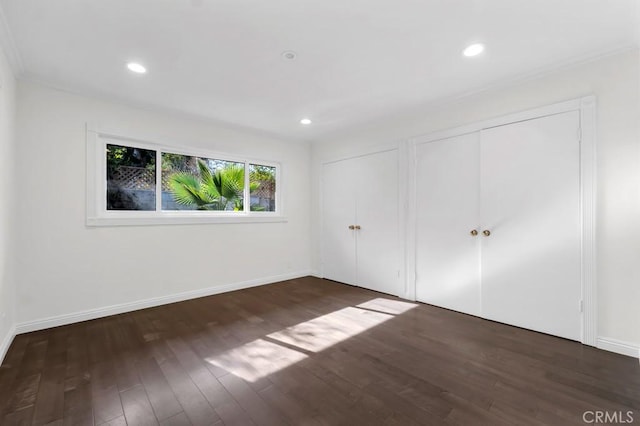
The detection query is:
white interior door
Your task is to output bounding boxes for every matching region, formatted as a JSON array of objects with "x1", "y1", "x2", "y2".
[
  {"x1": 480, "y1": 111, "x2": 581, "y2": 341},
  {"x1": 355, "y1": 150, "x2": 400, "y2": 296},
  {"x1": 415, "y1": 133, "x2": 481, "y2": 316},
  {"x1": 322, "y1": 159, "x2": 357, "y2": 285}
]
